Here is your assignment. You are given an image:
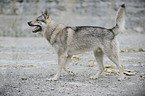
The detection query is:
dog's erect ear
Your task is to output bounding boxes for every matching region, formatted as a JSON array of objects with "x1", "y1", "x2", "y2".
[
  {"x1": 44, "y1": 9, "x2": 49, "y2": 19},
  {"x1": 42, "y1": 11, "x2": 44, "y2": 16},
  {"x1": 42, "y1": 11, "x2": 46, "y2": 19}
]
